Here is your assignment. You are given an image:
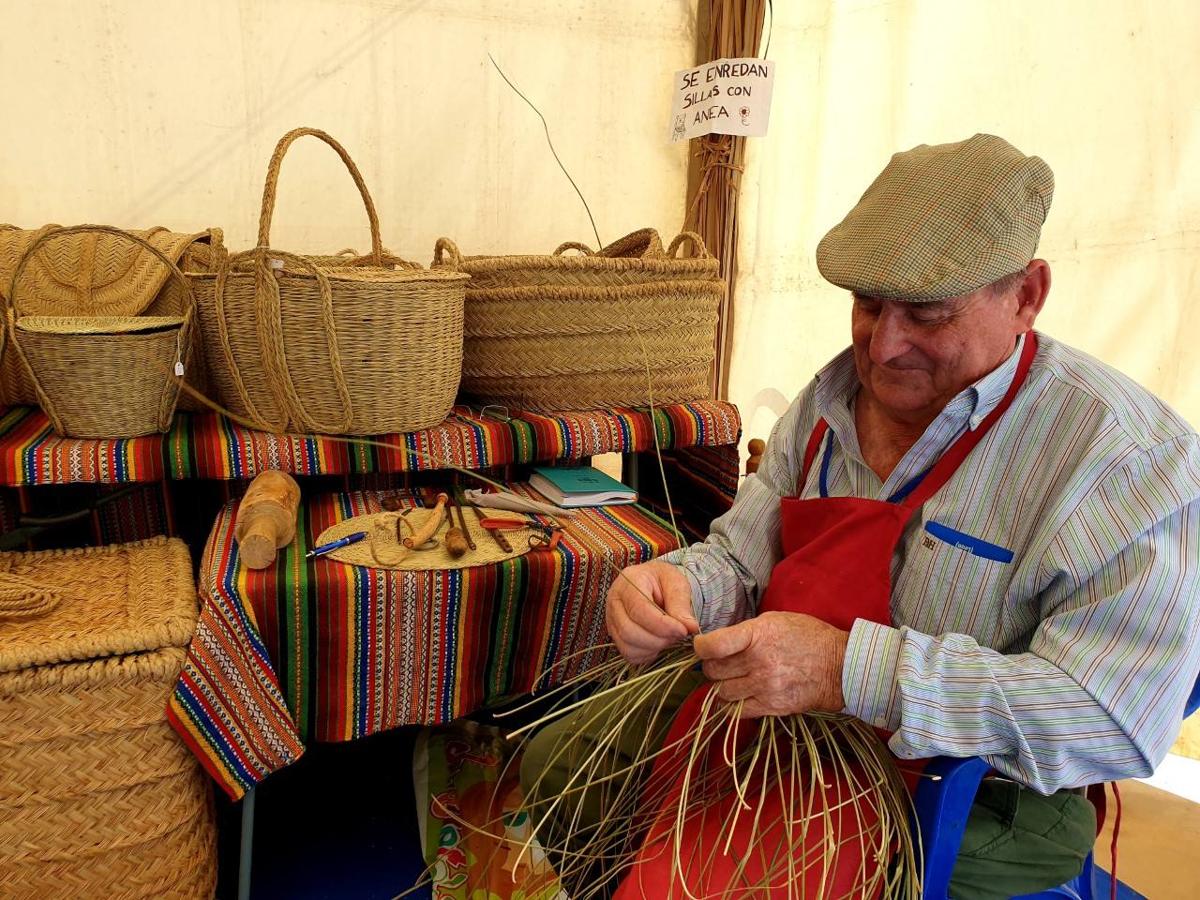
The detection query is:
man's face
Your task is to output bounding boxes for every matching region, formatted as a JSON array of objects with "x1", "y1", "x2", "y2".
[{"x1": 850, "y1": 284, "x2": 1028, "y2": 424}]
